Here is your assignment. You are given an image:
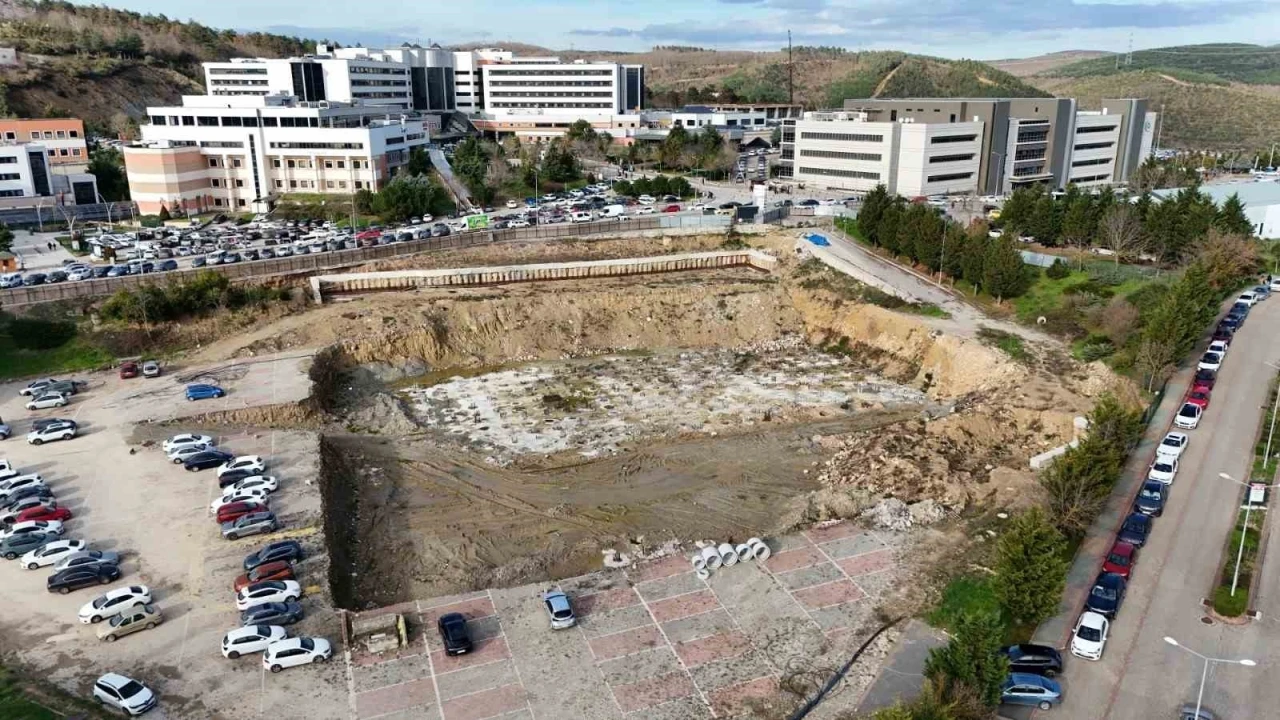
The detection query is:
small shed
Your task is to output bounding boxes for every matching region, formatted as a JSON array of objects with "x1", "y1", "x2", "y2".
[{"x1": 0, "y1": 251, "x2": 17, "y2": 272}]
